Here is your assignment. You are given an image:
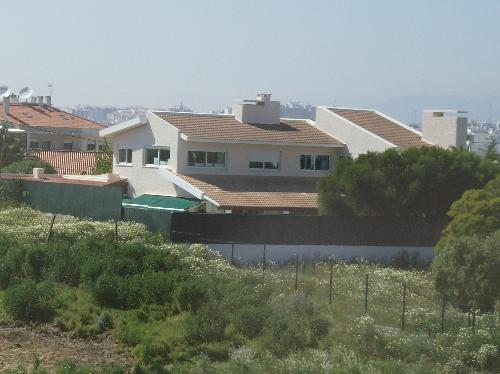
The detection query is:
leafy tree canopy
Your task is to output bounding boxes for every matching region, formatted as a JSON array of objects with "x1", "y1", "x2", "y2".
[
  {"x1": 90, "y1": 142, "x2": 113, "y2": 175},
  {"x1": 436, "y1": 174, "x2": 500, "y2": 250},
  {"x1": 318, "y1": 147, "x2": 498, "y2": 219},
  {"x1": 3, "y1": 158, "x2": 57, "y2": 174},
  {"x1": 433, "y1": 232, "x2": 500, "y2": 312},
  {"x1": 0, "y1": 132, "x2": 27, "y2": 168}
]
